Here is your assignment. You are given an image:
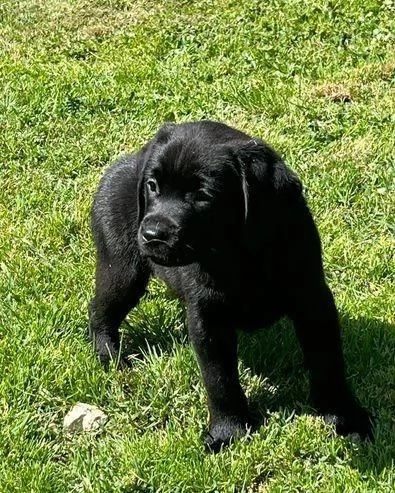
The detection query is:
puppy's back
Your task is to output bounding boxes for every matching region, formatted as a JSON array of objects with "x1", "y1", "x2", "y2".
[{"x1": 92, "y1": 154, "x2": 141, "y2": 258}]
